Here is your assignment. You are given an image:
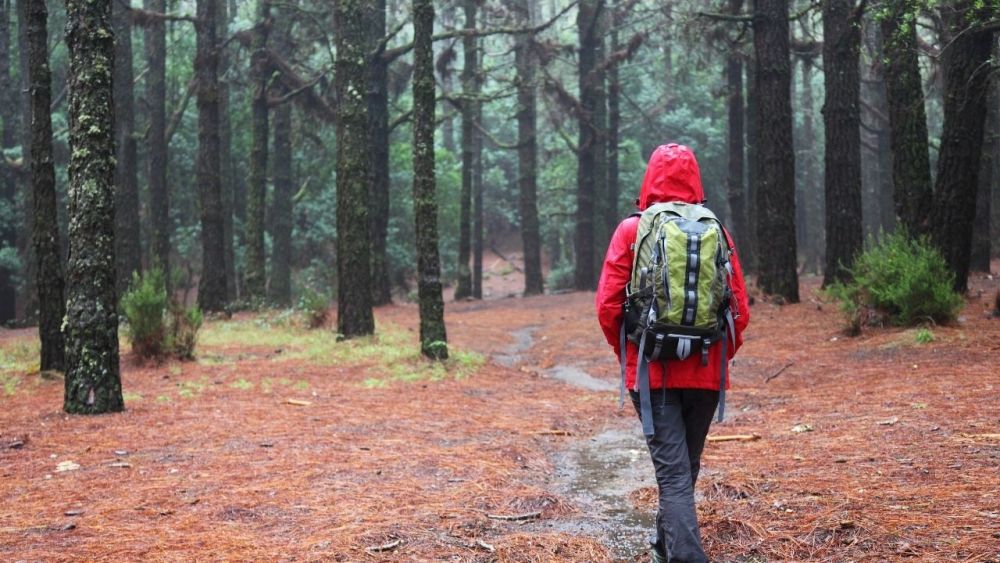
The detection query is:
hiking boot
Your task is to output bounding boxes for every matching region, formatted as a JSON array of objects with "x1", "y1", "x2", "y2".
[{"x1": 649, "y1": 537, "x2": 668, "y2": 563}]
